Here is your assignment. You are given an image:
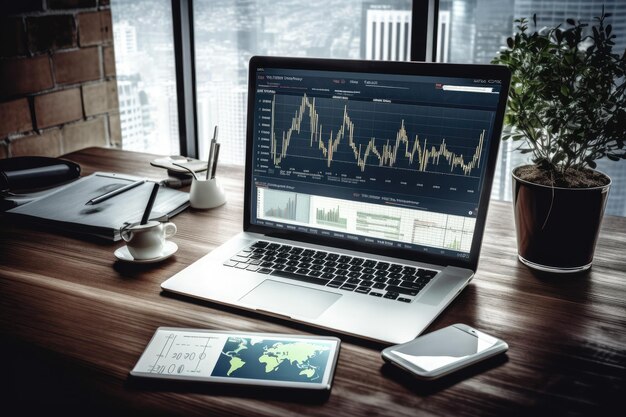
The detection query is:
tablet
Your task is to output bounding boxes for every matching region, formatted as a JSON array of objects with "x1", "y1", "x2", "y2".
[{"x1": 130, "y1": 327, "x2": 341, "y2": 390}]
